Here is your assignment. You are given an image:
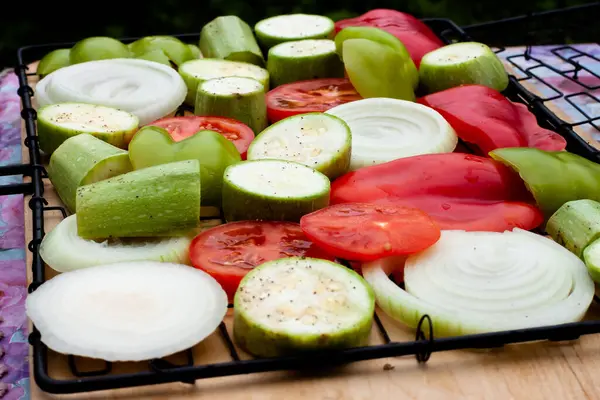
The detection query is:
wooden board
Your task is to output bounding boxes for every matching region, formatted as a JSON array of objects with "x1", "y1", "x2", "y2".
[{"x1": 20, "y1": 63, "x2": 600, "y2": 400}]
